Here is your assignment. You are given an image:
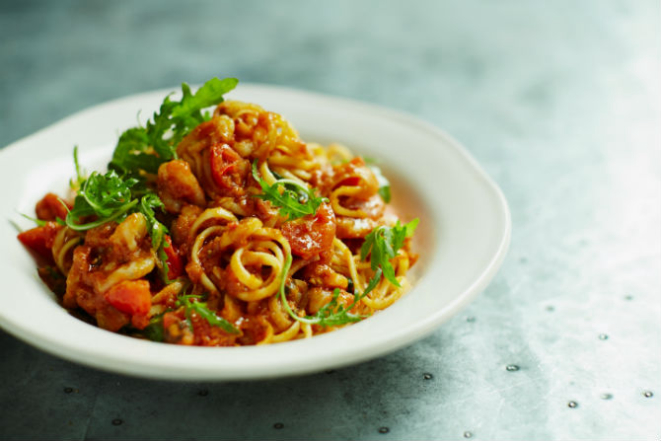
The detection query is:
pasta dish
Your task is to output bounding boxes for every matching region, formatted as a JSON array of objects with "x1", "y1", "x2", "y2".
[{"x1": 17, "y1": 78, "x2": 418, "y2": 346}]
